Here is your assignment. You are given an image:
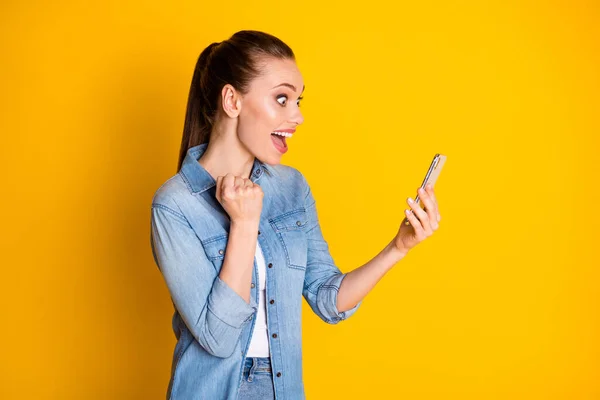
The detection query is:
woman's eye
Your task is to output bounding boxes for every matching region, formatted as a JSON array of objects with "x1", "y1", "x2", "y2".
[
  {"x1": 297, "y1": 96, "x2": 303, "y2": 107},
  {"x1": 276, "y1": 95, "x2": 287, "y2": 106}
]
